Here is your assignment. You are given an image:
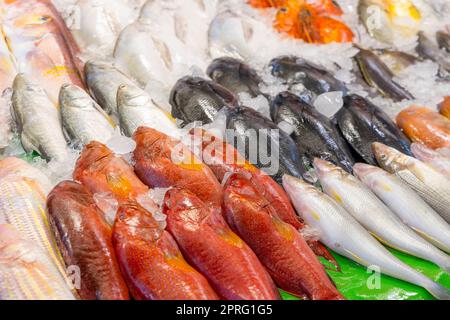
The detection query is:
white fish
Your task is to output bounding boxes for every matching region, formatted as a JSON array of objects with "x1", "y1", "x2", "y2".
[
  {"x1": 0, "y1": 224, "x2": 75, "y2": 300},
  {"x1": 314, "y1": 158, "x2": 450, "y2": 272},
  {"x1": 84, "y1": 60, "x2": 136, "y2": 117},
  {"x1": 411, "y1": 143, "x2": 450, "y2": 179},
  {"x1": 354, "y1": 163, "x2": 450, "y2": 253},
  {"x1": 11, "y1": 74, "x2": 68, "y2": 162},
  {"x1": 373, "y1": 142, "x2": 450, "y2": 223},
  {"x1": 117, "y1": 83, "x2": 179, "y2": 138},
  {"x1": 69, "y1": 0, "x2": 139, "y2": 55},
  {"x1": 283, "y1": 175, "x2": 450, "y2": 300},
  {"x1": 60, "y1": 84, "x2": 115, "y2": 146},
  {"x1": 208, "y1": 9, "x2": 256, "y2": 60},
  {"x1": 114, "y1": 20, "x2": 176, "y2": 87}
]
